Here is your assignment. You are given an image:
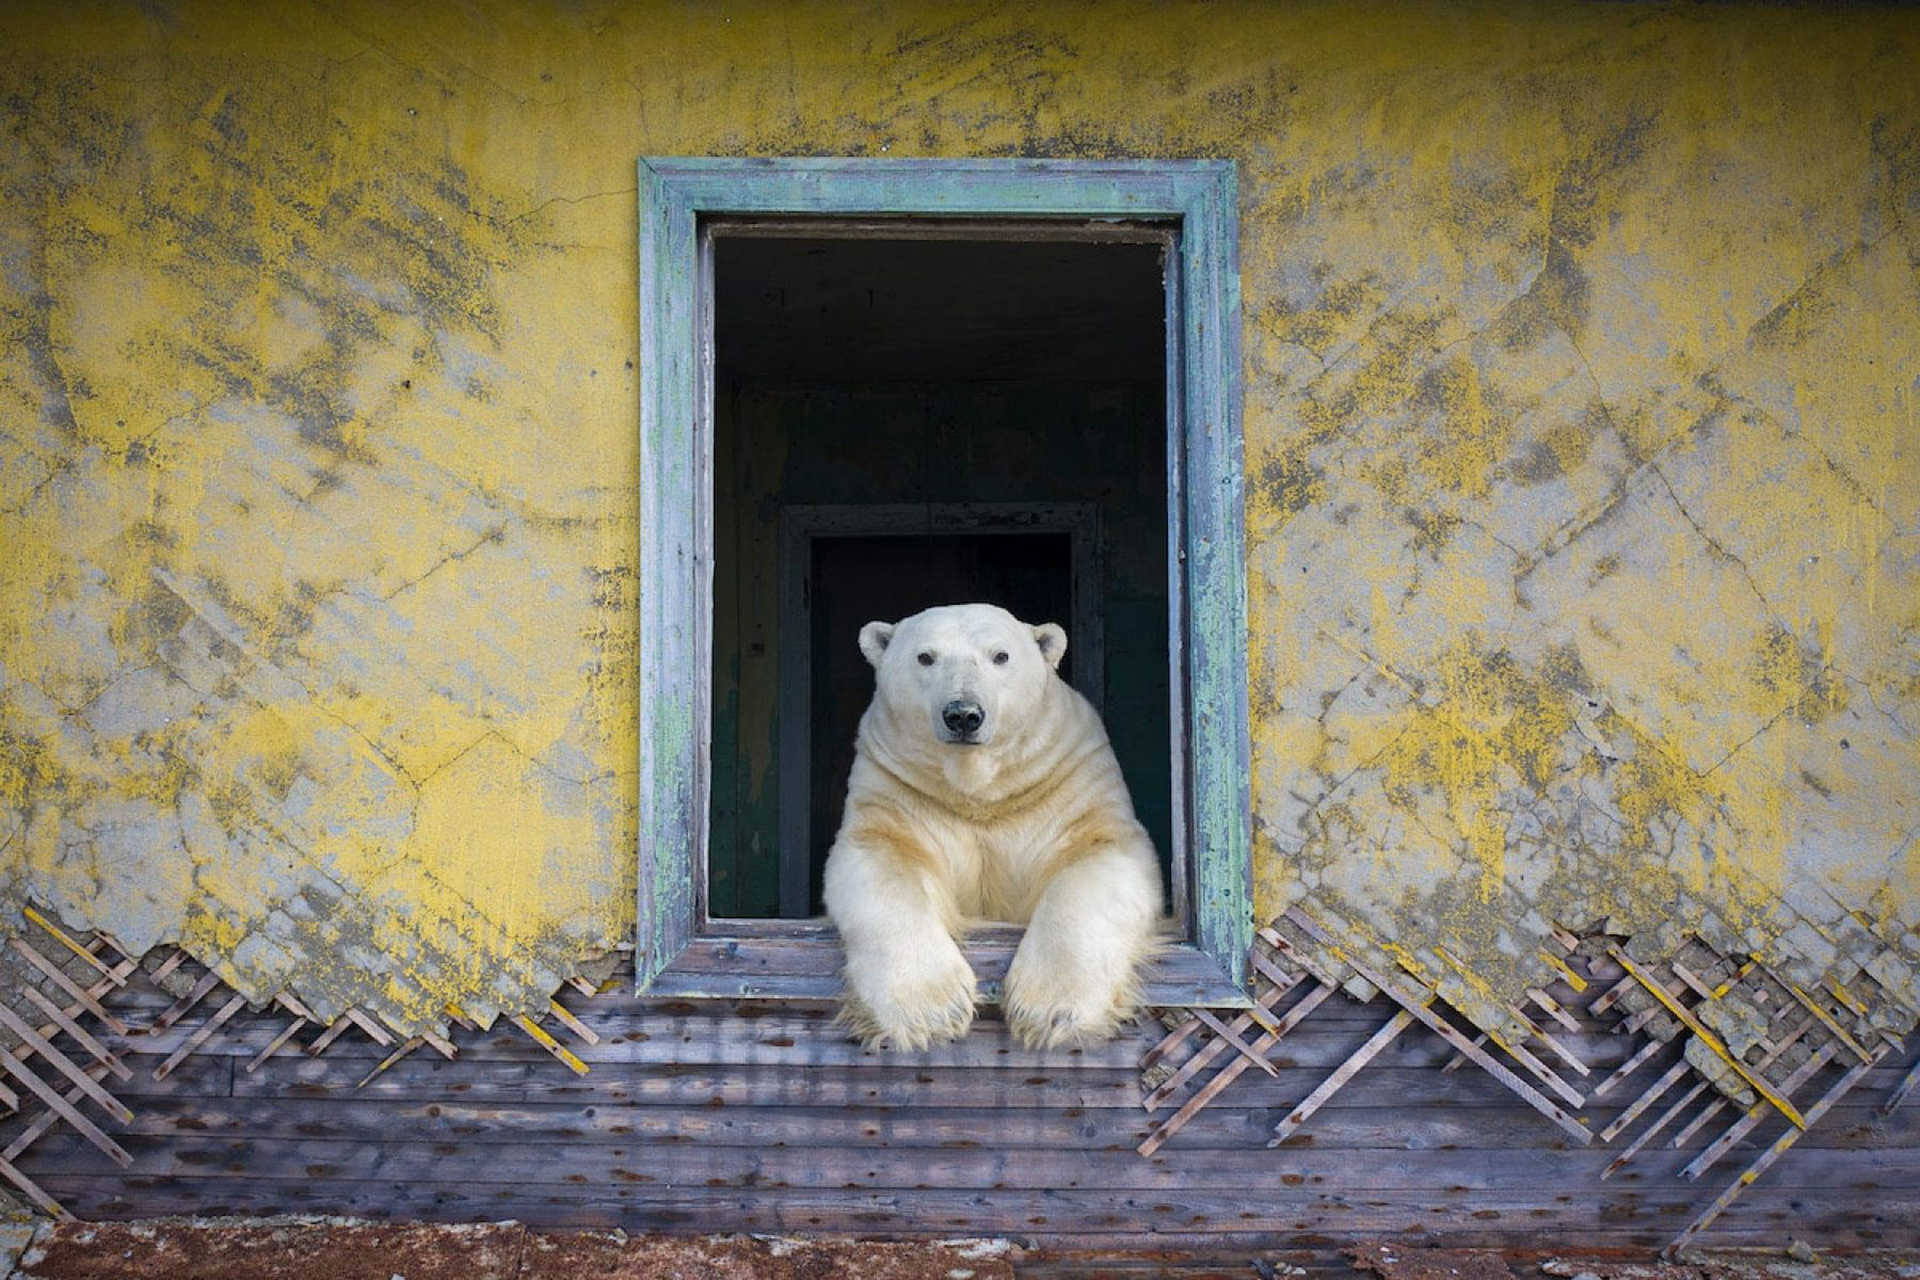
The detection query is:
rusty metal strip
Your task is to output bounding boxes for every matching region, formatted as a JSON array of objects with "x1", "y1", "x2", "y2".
[
  {"x1": 1667, "y1": 1044, "x2": 1889, "y2": 1256},
  {"x1": 1284, "y1": 909, "x2": 1592, "y2": 1145},
  {"x1": 9, "y1": 938, "x2": 129, "y2": 1036},
  {"x1": 1600, "y1": 1057, "x2": 1691, "y2": 1143},
  {"x1": 152, "y1": 969, "x2": 223, "y2": 1032},
  {"x1": 0, "y1": 1050, "x2": 132, "y2": 1166},
  {"x1": 1681, "y1": 1041, "x2": 1838, "y2": 1180},
  {"x1": 0, "y1": 1002, "x2": 133, "y2": 1123},
  {"x1": 1138, "y1": 980, "x2": 1335, "y2": 1157},
  {"x1": 1269, "y1": 1009, "x2": 1413, "y2": 1147},
  {"x1": 1608, "y1": 945, "x2": 1807, "y2": 1129},
  {"x1": 1191, "y1": 1007, "x2": 1279, "y2": 1079},
  {"x1": 19, "y1": 984, "x2": 130, "y2": 1080},
  {"x1": 246, "y1": 1016, "x2": 309, "y2": 1074},
  {"x1": 153, "y1": 993, "x2": 247, "y2": 1081},
  {"x1": 1605, "y1": 1080, "x2": 1708, "y2": 1179},
  {"x1": 22, "y1": 907, "x2": 122, "y2": 986},
  {"x1": 515, "y1": 1014, "x2": 588, "y2": 1075}
]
